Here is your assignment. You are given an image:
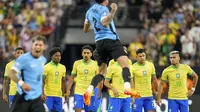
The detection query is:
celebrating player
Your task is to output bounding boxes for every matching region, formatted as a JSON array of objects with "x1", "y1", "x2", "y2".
[
  {"x1": 3, "y1": 47, "x2": 24, "y2": 107},
  {"x1": 156, "y1": 51, "x2": 198, "y2": 112},
  {"x1": 67, "y1": 45, "x2": 98, "y2": 112},
  {"x1": 131, "y1": 49, "x2": 158, "y2": 112},
  {"x1": 83, "y1": 0, "x2": 136, "y2": 104},
  {"x1": 42, "y1": 47, "x2": 67, "y2": 112},
  {"x1": 8, "y1": 35, "x2": 47, "y2": 112}
]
